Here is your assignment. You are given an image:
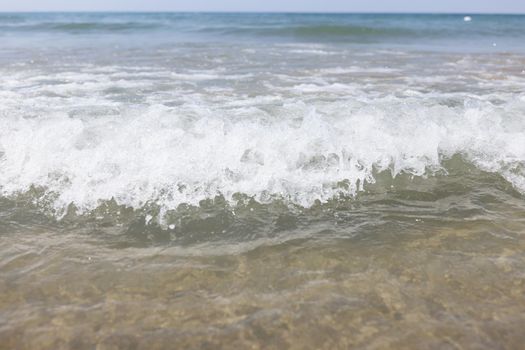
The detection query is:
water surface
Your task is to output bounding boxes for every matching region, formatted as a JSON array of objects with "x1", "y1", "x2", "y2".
[{"x1": 0, "y1": 12, "x2": 525, "y2": 349}]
